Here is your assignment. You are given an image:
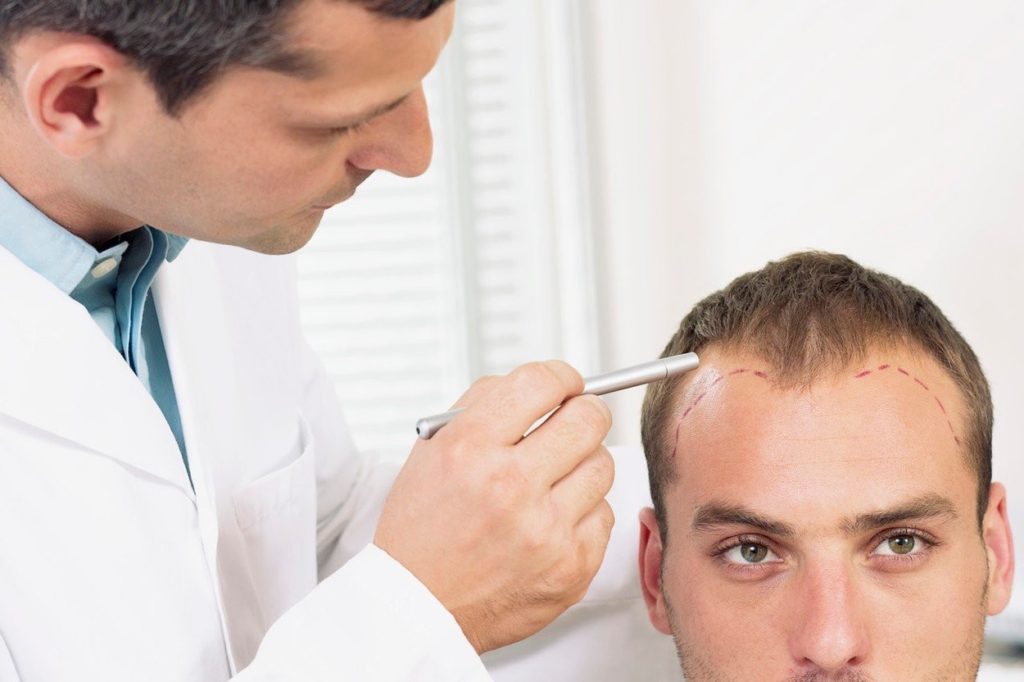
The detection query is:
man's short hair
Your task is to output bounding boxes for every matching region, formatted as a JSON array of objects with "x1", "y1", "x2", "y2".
[
  {"x1": 0, "y1": 0, "x2": 452, "y2": 114},
  {"x1": 640, "y1": 251, "x2": 993, "y2": 534}
]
